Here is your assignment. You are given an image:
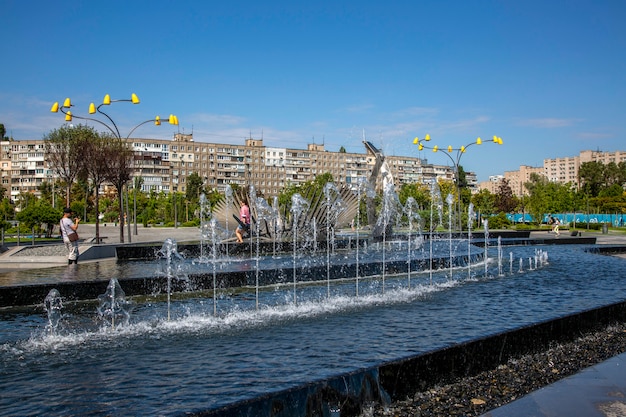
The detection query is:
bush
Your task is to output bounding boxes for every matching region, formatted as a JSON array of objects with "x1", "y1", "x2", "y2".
[
  {"x1": 486, "y1": 212, "x2": 512, "y2": 229},
  {"x1": 570, "y1": 222, "x2": 603, "y2": 231}
]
